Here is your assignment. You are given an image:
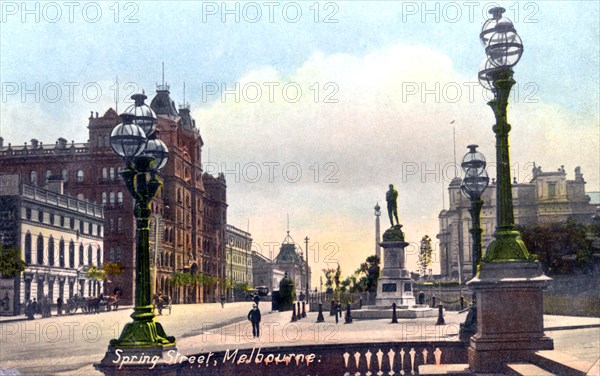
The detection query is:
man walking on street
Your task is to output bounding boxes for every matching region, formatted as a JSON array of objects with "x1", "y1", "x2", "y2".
[{"x1": 248, "y1": 303, "x2": 261, "y2": 338}]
